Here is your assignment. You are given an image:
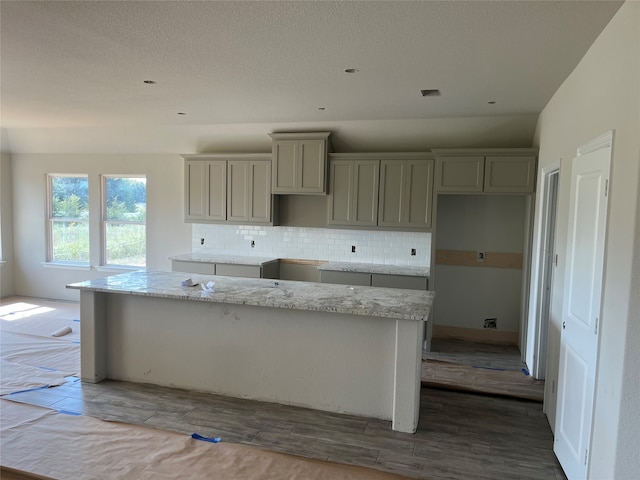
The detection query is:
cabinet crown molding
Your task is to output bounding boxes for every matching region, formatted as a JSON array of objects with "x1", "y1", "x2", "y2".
[
  {"x1": 329, "y1": 152, "x2": 434, "y2": 160},
  {"x1": 269, "y1": 132, "x2": 331, "y2": 140},
  {"x1": 181, "y1": 153, "x2": 272, "y2": 161},
  {"x1": 431, "y1": 148, "x2": 538, "y2": 156}
]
